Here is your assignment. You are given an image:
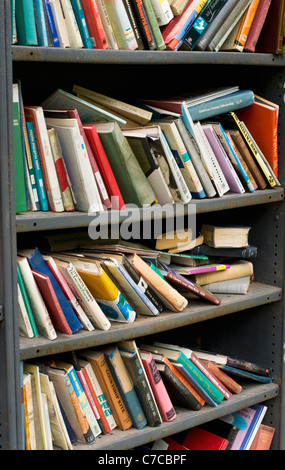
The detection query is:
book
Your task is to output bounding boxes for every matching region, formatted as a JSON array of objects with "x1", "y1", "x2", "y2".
[
  {"x1": 236, "y1": 95, "x2": 279, "y2": 178},
  {"x1": 15, "y1": 0, "x2": 38, "y2": 45},
  {"x1": 141, "y1": 344, "x2": 225, "y2": 404},
  {"x1": 97, "y1": 0, "x2": 120, "y2": 49},
  {"x1": 203, "y1": 276, "x2": 251, "y2": 295},
  {"x1": 17, "y1": 256, "x2": 57, "y2": 341},
  {"x1": 60, "y1": 255, "x2": 136, "y2": 323},
  {"x1": 18, "y1": 283, "x2": 34, "y2": 338},
  {"x1": 41, "y1": 88, "x2": 126, "y2": 127},
  {"x1": 24, "y1": 106, "x2": 64, "y2": 212},
  {"x1": 23, "y1": 372, "x2": 36, "y2": 449},
  {"x1": 73, "y1": 84, "x2": 152, "y2": 126},
  {"x1": 233, "y1": 0, "x2": 261, "y2": 52},
  {"x1": 69, "y1": 0, "x2": 93, "y2": 48},
  {"x1": 164, "y1": 262, "x2": 230, "y2": 276},
  {"x1": 128, "y1": 253, "x2": 188, "y2": 312},
  {"x1": 50, "y1": 256, "x2": 112, "y2": 330},
  {"x1": 155, "y1": 227, "x2": 202, "y2": 252},
  {"x1": 123, "y1": 130, "x2": 175, "y2": 205},
  {"x1": 220, "y1": 364, "x2": 272, "y2": 383},
  {"x1": 256, "y1": 0, "x2": 285, "y2": 54},
  {"x1": 94, "y1": 121, "x2": 156, "y2": 207},
  {"x1": 44, "y1": 255, "x2": 95, "y2": 331},
  {"x1": 83, "y1": 124, "x2": 125, "y2": 210},
  {"x1": 43, "y1": 0, "x2": 60, "y2": 47},
  {"x1": 33, "y1": 0, "x2": 50, "y2": 47},
  {"x1": 182, "y1": 426, "x2": 229, "y2": 450},
  {"x1": 222, "y1": 404, "x2": 267, "y2": 450},
  {"x1": 118, "y1": 339, "x2": 163, "y2": 427},
  {"x1": 204, "y1": 361, "x2": 242, "y2": 394},
  {"x1": 201, "y1": 124, "x2": 245, "y2": 194},
  {"x1": 81, "y1": 0, "x2": 108, "y2": 49},
  {"x1": 49, "y1": 0, "x2": 71, "y2": 47},
  {"x1": 149, "y1": 0, "x2": 173, "y2": 25},
  {"x1": 250, "y1": 424, "x2": 275, "y2": 450},
  {"x1": 129, "y1": 0, "x2": 157, "y2": 49},
  {"x1": 26, "y1": 121, "x2": 49, "y2": 211},
  {"x1": 142, "y1": 0, "x2": 166, "y2": 50},
  {"x1": 161, "y1": 0, "x2": 194, "y2": 44},
  {"x1": 44, "y1": 116, "x2": 104, "y2": 213},
  {"x1": 181, "y1": 0, "x2": 227, "y2": 51},
  {"x1": 19, "y1": 248, "x2": 83, "y2": 333},
  {"x1": 152, "y1": 437, "x2": 188, "y2": 450},
  {"x1": 193, "y1": 260, "x2": 253, "y2": 285},
  {"x1": 139, "y1": 350, "x2": 176, "y2": 422},
  {"x1": 79, "y1": 349, "x2": 133, "y2": 430},
  {"x1": 60, "y1": 0, "x2": 84, "y2": 48},
  {"x1": 47, "y1": 127, "x2": 75, "y2": 212},
  {"x1": 121, "y1": 0, "x2": 144, "y2": 50},
  {"x1": 12, "y1": 83, "x2": 28, "y2": 213},
  {"x1": 201, "y1": 224, "x2": 251, "y2": 248},
  {"x1": 158, "y1": 262, "x2": 222, "y2": 305},
  {"x1": 191, "y1": 243, "x2": 257, "y2": 259},
  {"x1": 103, "y1": 0, "x2": 139, "y2": 50},
  {"x1": 243, "y1": 0, "x2": 273, "y2": 52},
  {"x1": 103, "y1": 345, "x2": 147, "y2": 429},
  {"x1": 77, "y1": 358, "x2": 117, "y2": 433}
]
